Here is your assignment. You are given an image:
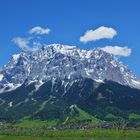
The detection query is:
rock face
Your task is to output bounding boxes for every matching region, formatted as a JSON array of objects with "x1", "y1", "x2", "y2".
[{"x1": 0, "y1": 44, "x2": 140, "y2": 93}]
